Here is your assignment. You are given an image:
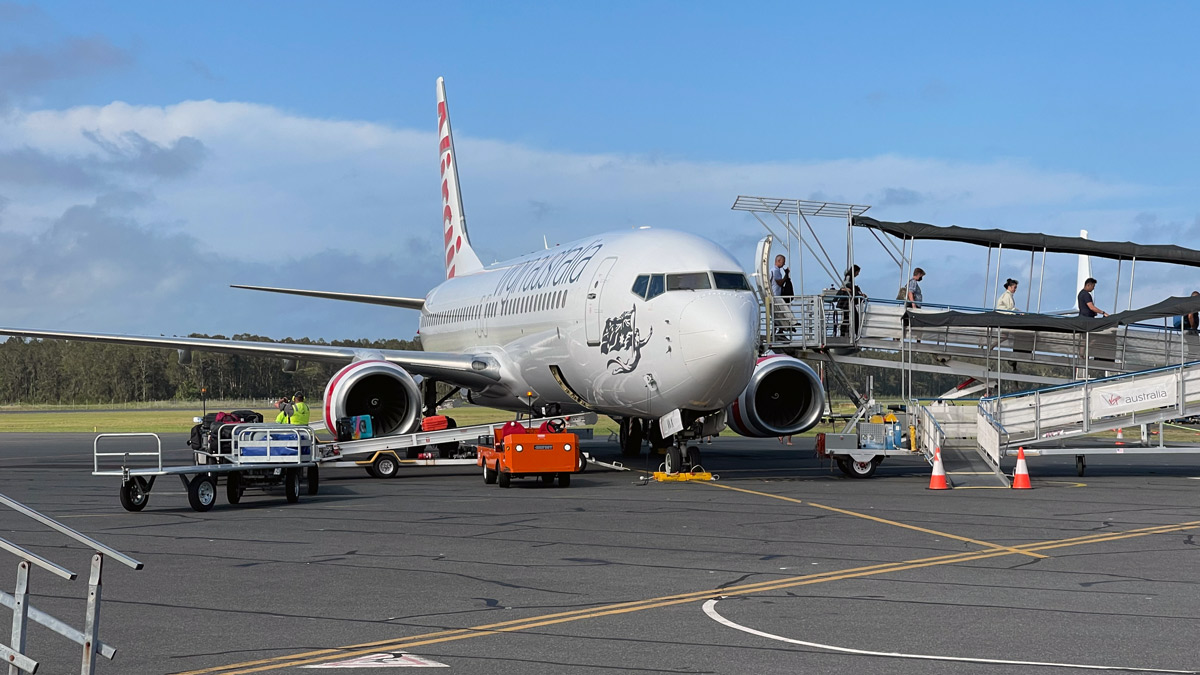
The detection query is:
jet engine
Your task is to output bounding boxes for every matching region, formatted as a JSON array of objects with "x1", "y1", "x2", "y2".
[
  {"x1": 726, "y1": 354, "x2": 824, "y2": 437},
  {"x1": 323, "y1": 360, "x2": 422, "y2": 435}
]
